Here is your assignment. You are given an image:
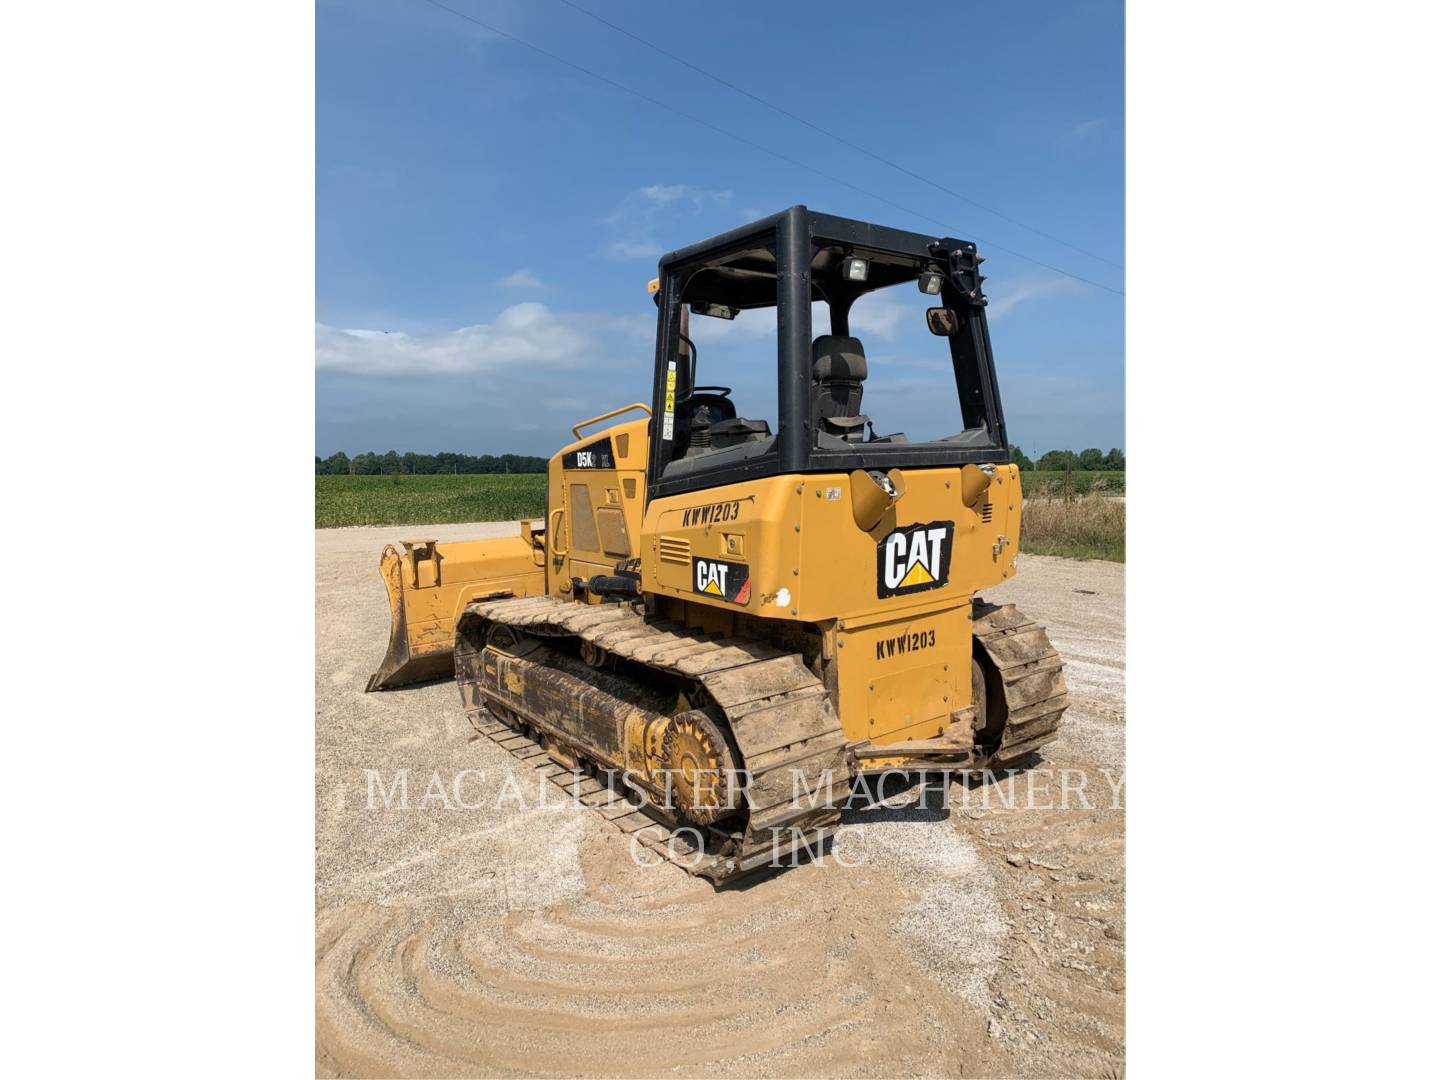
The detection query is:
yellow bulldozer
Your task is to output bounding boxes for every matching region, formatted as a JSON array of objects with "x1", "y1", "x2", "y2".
[{"x1": 367, "y1": 206, "x2": 1067, "y2": 883}]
